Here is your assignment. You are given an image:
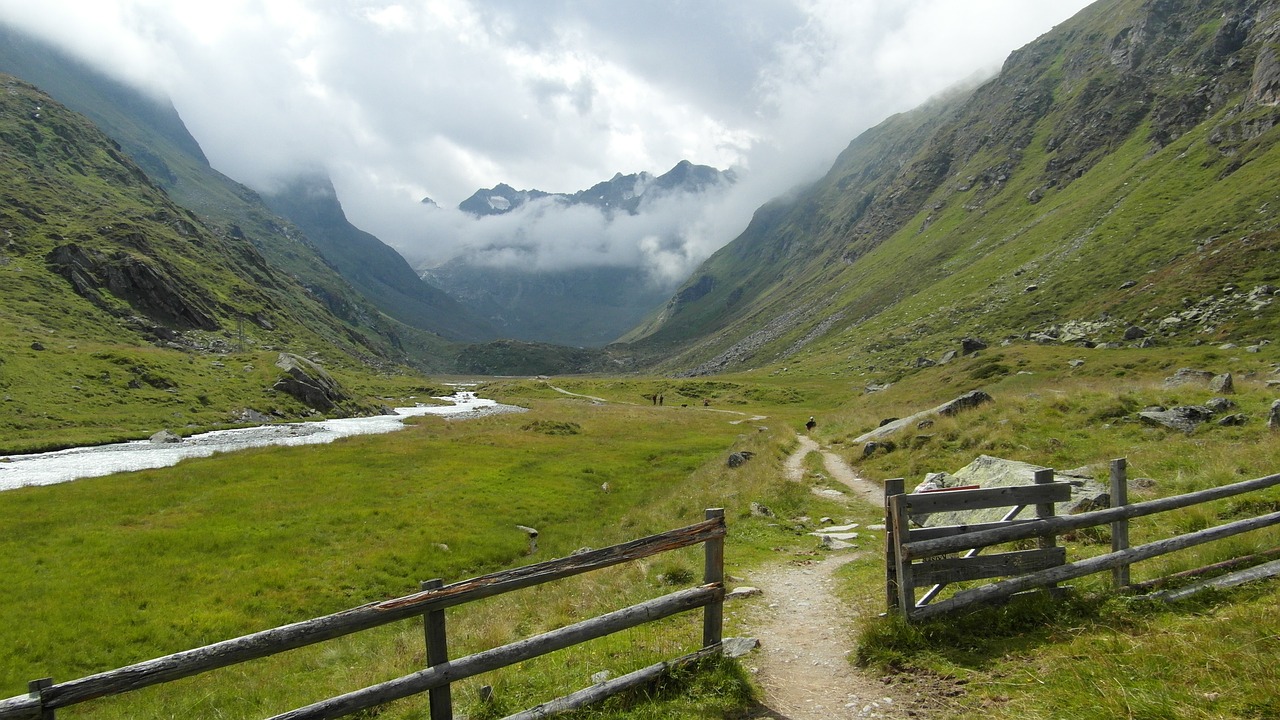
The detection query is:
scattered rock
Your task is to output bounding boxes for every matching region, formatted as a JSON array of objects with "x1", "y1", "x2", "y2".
[
  {"x1": 914, "y1": 356, "x2": 936, "y2": 368},
  {"x1": 726, "y1": 586, "x2": 764, "y2": 600},
  {"x1": 1164, "y1": 368, "x2": 1215, "y2": 386},
  {"x1": 722, "y1": 637, "x2": 760, "y2": 658},
  {"x1": 939, "y1": 390, "x2": 994, "y2": 416},
  {"x1": 1217, "y1": 414, "x2": 1248, "y2": 426},
  {"x1": 727, "y1": 451, "x2": 755, "y2": 468},
  {"x1": 751, "y1": 502, "x2": 775, "y2": 518},
  {"x1": 237, "y1": 408, "x2": 273, "y2": 424},
  {"x1": 916, "y1": 419, "x2": 934, "y2": 430},
  {"x1": 1068, "y1": 359, "x2": 1085, "y2": 368},
  {"x1": 1205, "y1": 397, "x2": 1237, "y2": 413},
  {"x1": 149, "y1": 429, "x2": 181, "y2": 444},
  {"x1": 960, "y1": 337, "x2": 988, "y2": 355},
  {"x1": 1120, "y1": 280, "x2": 1137, "y2": 289},
  {"x1": 1139, "y1": 405, "x2": 1215, "y2": 433},
  {"x1": 591, "y1": 671, "x2": 611, "y2": 684},
  {"x1": 878, "y1": 417, "x2": 899, "y2": 427},
  {"x1": 1209, "y1": 373, "x2": 1235, "y2": 394},
  {"x1": 938, "y1": 350, "x2": 958, "y2": 364},
  {"x1": 865, "y1": 383, "x2": 891, "y2": 393},
  {"x1": 1269, "y1": 400, "x2": 1280, "y2": 430},
  {"x1": 1123, "y1": 325, "x2": 1148, "y2": 340},
  {"x1": 819, "y1": 535, "x2": 856, "y2": 550},
  {"x1": 855, "y1": 390, "x2": 993, "y2": 443}
]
